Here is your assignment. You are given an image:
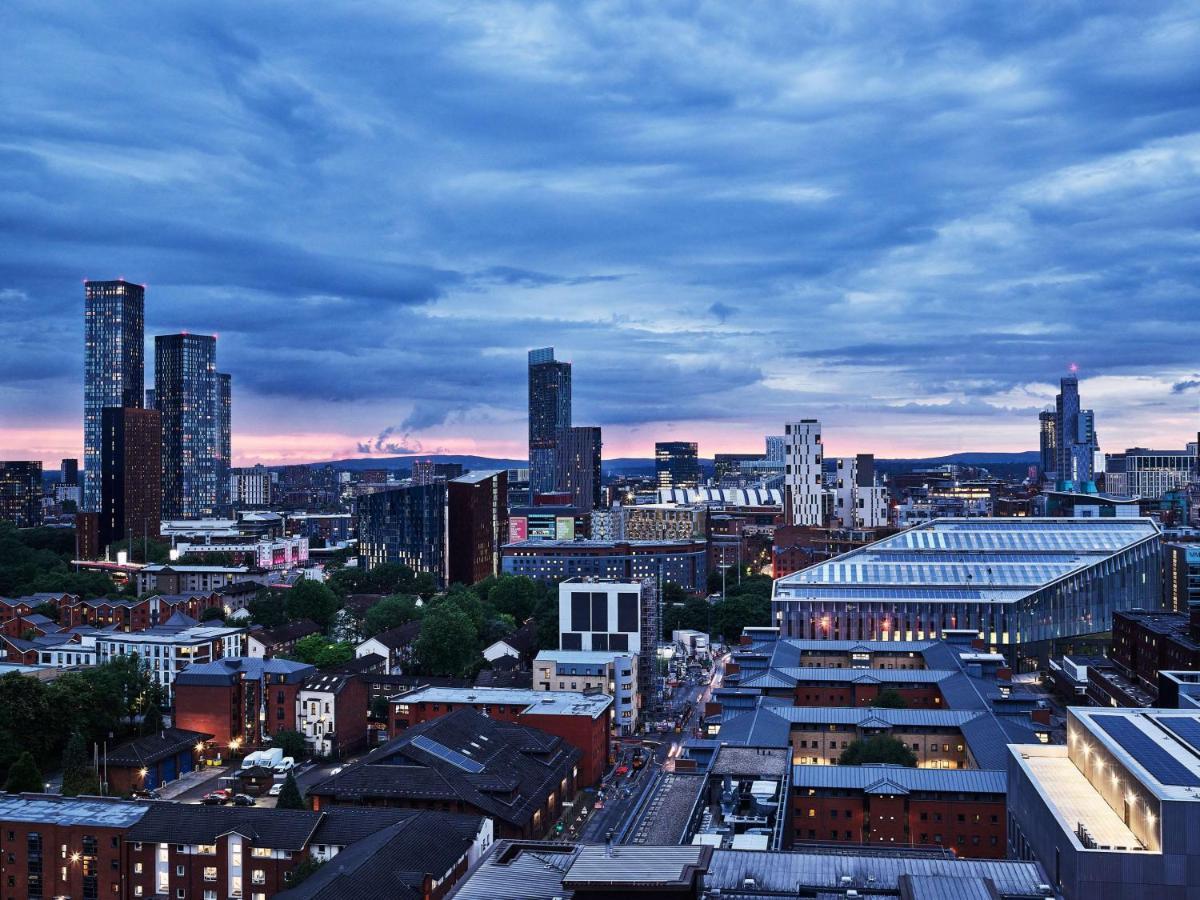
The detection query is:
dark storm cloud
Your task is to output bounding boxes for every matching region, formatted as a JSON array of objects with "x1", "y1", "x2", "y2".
[{"x1": 2, "y1": 0, "x2": 1198, "y2": 454}]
